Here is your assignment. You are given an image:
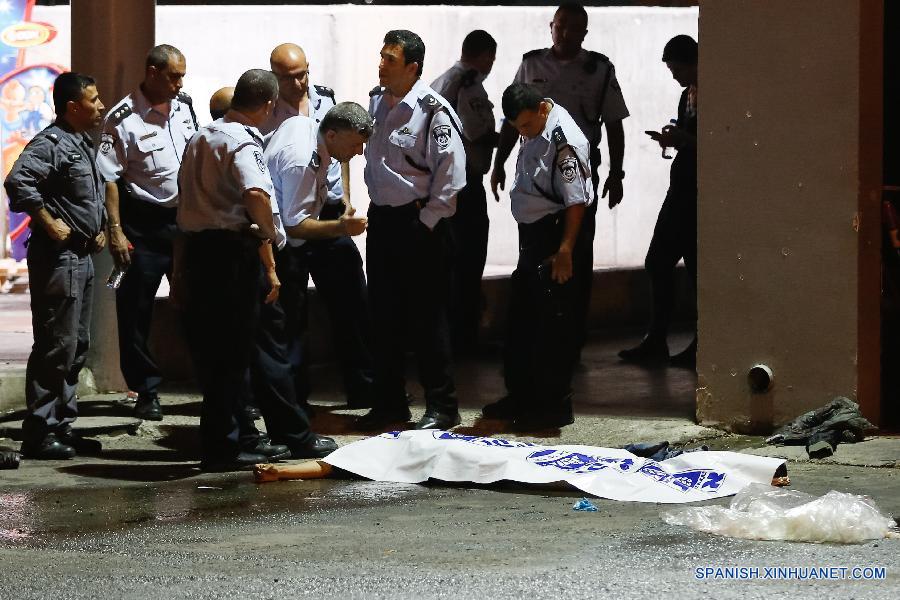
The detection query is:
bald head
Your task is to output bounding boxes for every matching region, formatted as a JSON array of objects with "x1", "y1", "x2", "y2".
[
  {"x1": 209, "y1": 86, "x2": 234, "y2": 120},
  {"x1": 270, "y1": 43, "x2": 309, "y2": 105}
]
